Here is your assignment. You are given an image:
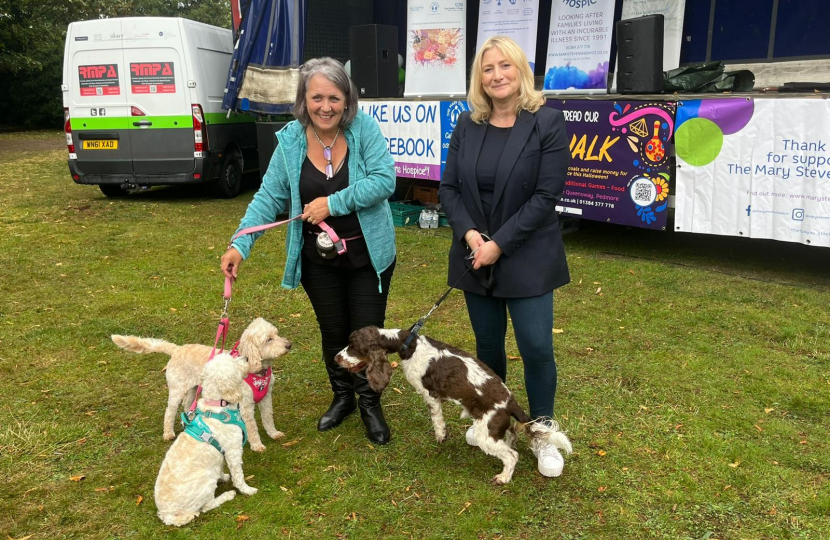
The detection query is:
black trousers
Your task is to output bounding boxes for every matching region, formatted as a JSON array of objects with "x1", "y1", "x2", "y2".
[{"x1": 300, "y1": 255, "x2": 395, "y2": 363}]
